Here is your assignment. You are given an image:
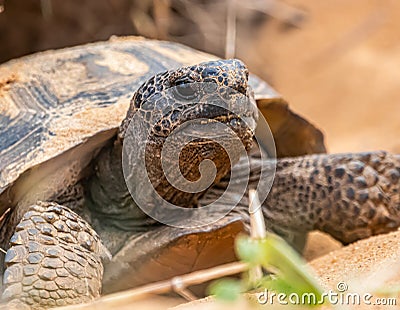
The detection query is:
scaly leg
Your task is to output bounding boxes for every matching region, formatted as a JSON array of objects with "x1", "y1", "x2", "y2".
[
  {"x1": 264, "y1": 151, "x2": 400, "y2": 244},
  {"x1": 1, "y1": 202, "x2": 110, "y2": 309}
]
